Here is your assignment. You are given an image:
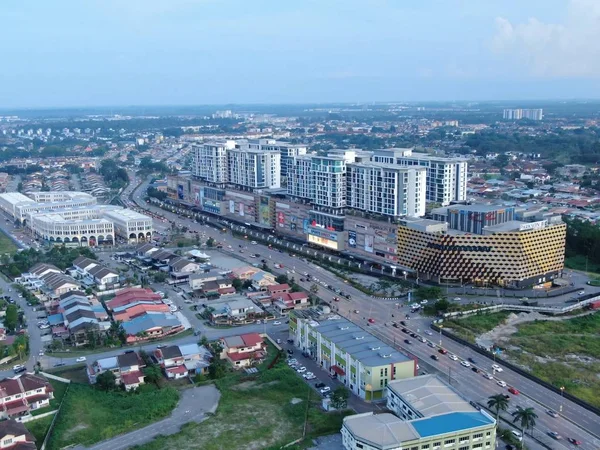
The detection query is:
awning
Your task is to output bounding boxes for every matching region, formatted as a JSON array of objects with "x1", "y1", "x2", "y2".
[{"x1": 330, "y1": 365, "x2": 345, "y2": 376}]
